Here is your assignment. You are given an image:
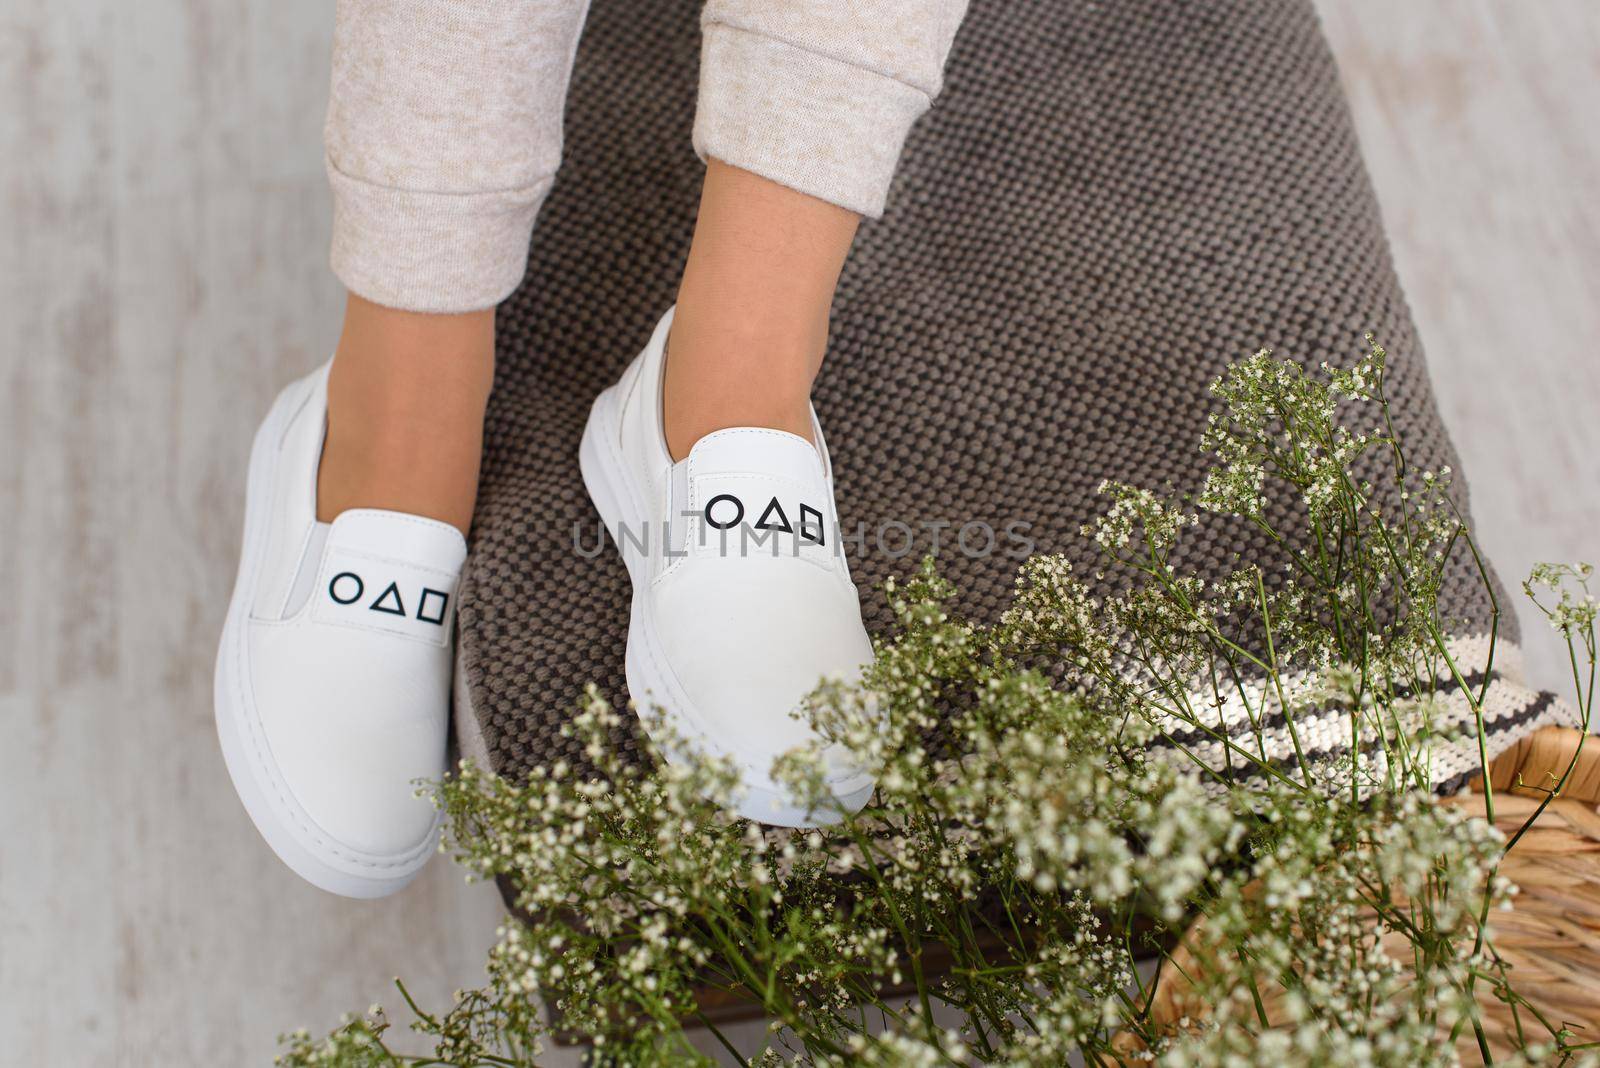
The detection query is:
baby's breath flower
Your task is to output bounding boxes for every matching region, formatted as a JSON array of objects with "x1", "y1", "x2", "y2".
[{"x1": 279, "y1": 344, "x2": 1593, "y2": 1068}]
